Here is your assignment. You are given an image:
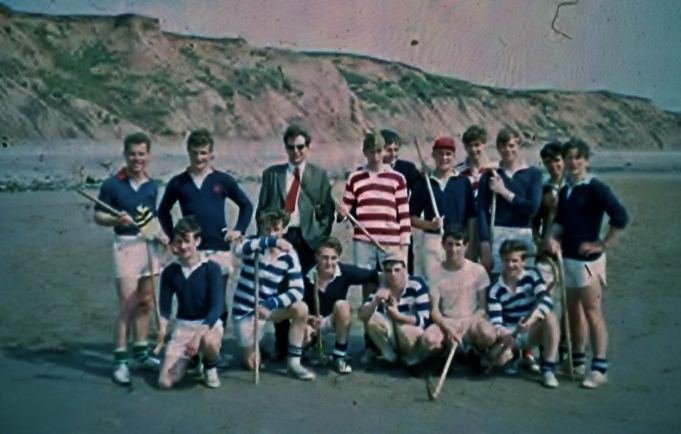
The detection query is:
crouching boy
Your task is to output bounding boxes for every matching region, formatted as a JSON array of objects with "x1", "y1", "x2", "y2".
[
  {"x1": 486, "y1": 239, "x2": 560, "y2": 388},
  {"x1": 358, "y1": 252, "x2": 430, "y2": 372},
  {"x1": 158, "y1": 217, "x2": 224, "y2": 389},
  {"x1": 231, "y1": 209, "x2": 315, "y2": 381}
]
